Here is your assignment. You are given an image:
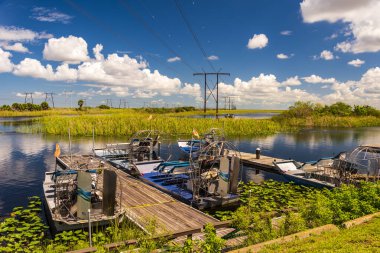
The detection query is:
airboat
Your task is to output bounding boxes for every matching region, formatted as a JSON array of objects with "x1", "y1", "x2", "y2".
[
  {"x1": 43, "y1": 155, "x2": 124, "y2": 232},
  {"x1": 288, "y1": 144, "x2": 380, "y2": 187},
  {"x1": 140, "y1": 138, "x2": 241, "y2": 209},
  {"x1": 93, "y1": 130, "x2": 163, "y2": 176}
]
